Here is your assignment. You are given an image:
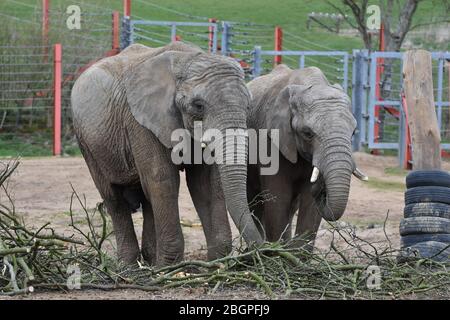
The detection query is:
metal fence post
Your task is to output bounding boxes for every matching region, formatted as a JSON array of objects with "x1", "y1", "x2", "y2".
[
  {"x1": 53, "y1": 44, "x2": 62, "y2": 156},
  {"x1": 351, "y1": 50, "x2": 363, "y2": 151},
  {"x1": 274, "y1": 26, "x2": 283, "y2": 66},
  {"x1": 299, "y1": 54, "x2": 305, "y2": 69},
  {"x1": 342, "y1": 53, "x2": 349, "y2": 93},
  {"x1": 42, "y1": 0, "x2": 50, "y2": 63},
  {"x1": 221, "y1": 22, "x2": 230, "y2": 56},
  {"x1": 170, "y1": 24, "x2": 177, "y2": 42},
  {"x1": 211, "y1": 23, "x2": 218, "y2": 54},
  {"x1": 121, "y1": 16, "x2": 132, "y2": 49},
  {"x1": 208, "y1": 18, "x2": 216, "y2": 53},
  {"x1": 252, "y1": 46, "x2": 262, "y2": 78},
  {"x1": 112, "y1": 11, "x2": 120, "y2": 54},
  {"x1": 123, "y1": 0, "x2": 131, "y2": 17}
]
